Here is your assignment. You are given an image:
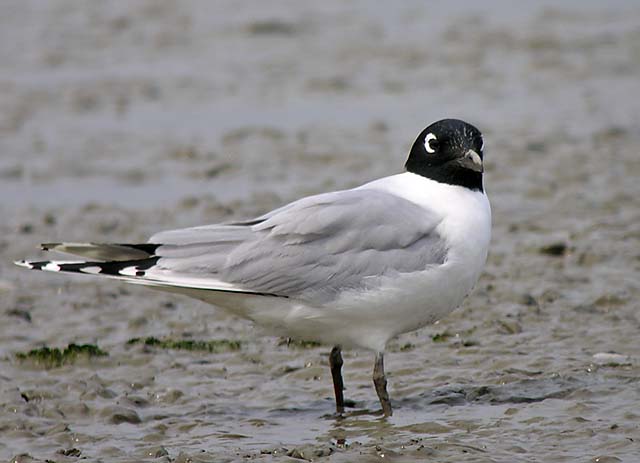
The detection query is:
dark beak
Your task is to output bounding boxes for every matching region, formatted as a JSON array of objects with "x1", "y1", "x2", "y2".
[{"x1": 457, "y1": 149, "x2": 483, "y2": 173}]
